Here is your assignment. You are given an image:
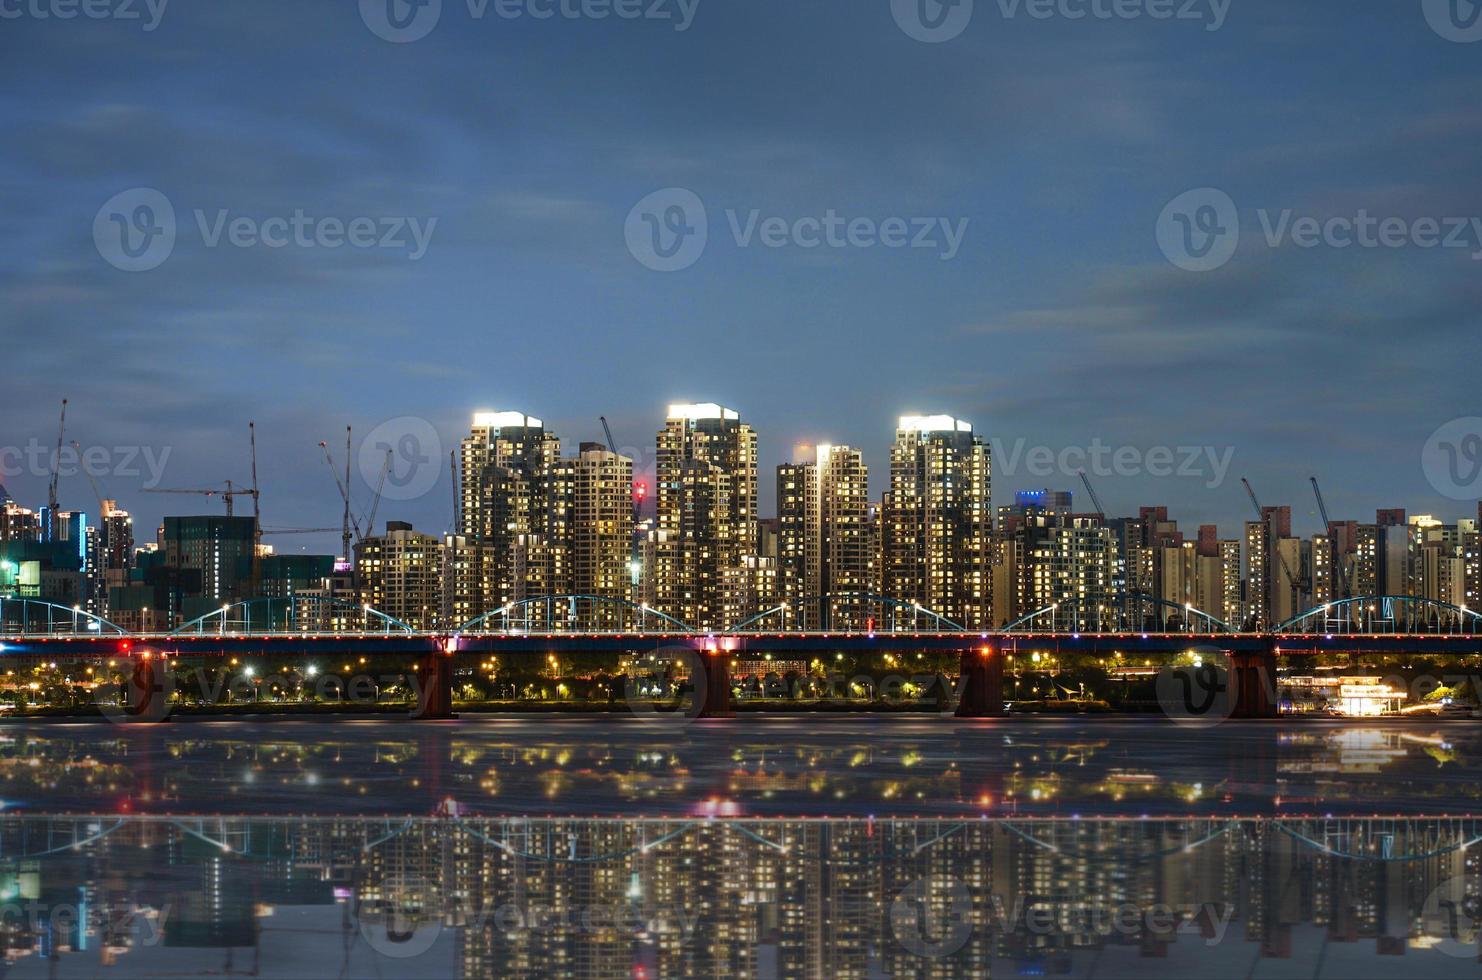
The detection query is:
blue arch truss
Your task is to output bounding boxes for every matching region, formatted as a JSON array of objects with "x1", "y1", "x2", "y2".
[
  {"x1": 1276, "y1": 595, "x2": 1482, "y2": 635},
  {"x1": 457, "y1": 595, "x2": 696, "y2": 635},
  {"x1": 997, "y1": 593, "x2": 1235, "y2": 634},
  {"x1": 172, "y1": 596, "x2": 415, "y2": 636},
  {"x1": 726, "y1": 594, "x2": 967, "y2": 634},
  {"x1": 0, "y1": 597, "x2": 126, "y2": 637}
]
